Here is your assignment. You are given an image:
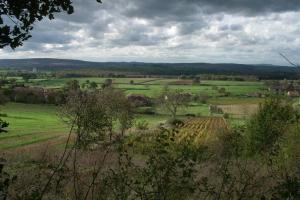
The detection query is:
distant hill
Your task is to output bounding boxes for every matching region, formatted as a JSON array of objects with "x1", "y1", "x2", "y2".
[{"x1": 0, "y1": 58, "x2": 299, "y2": 79}]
